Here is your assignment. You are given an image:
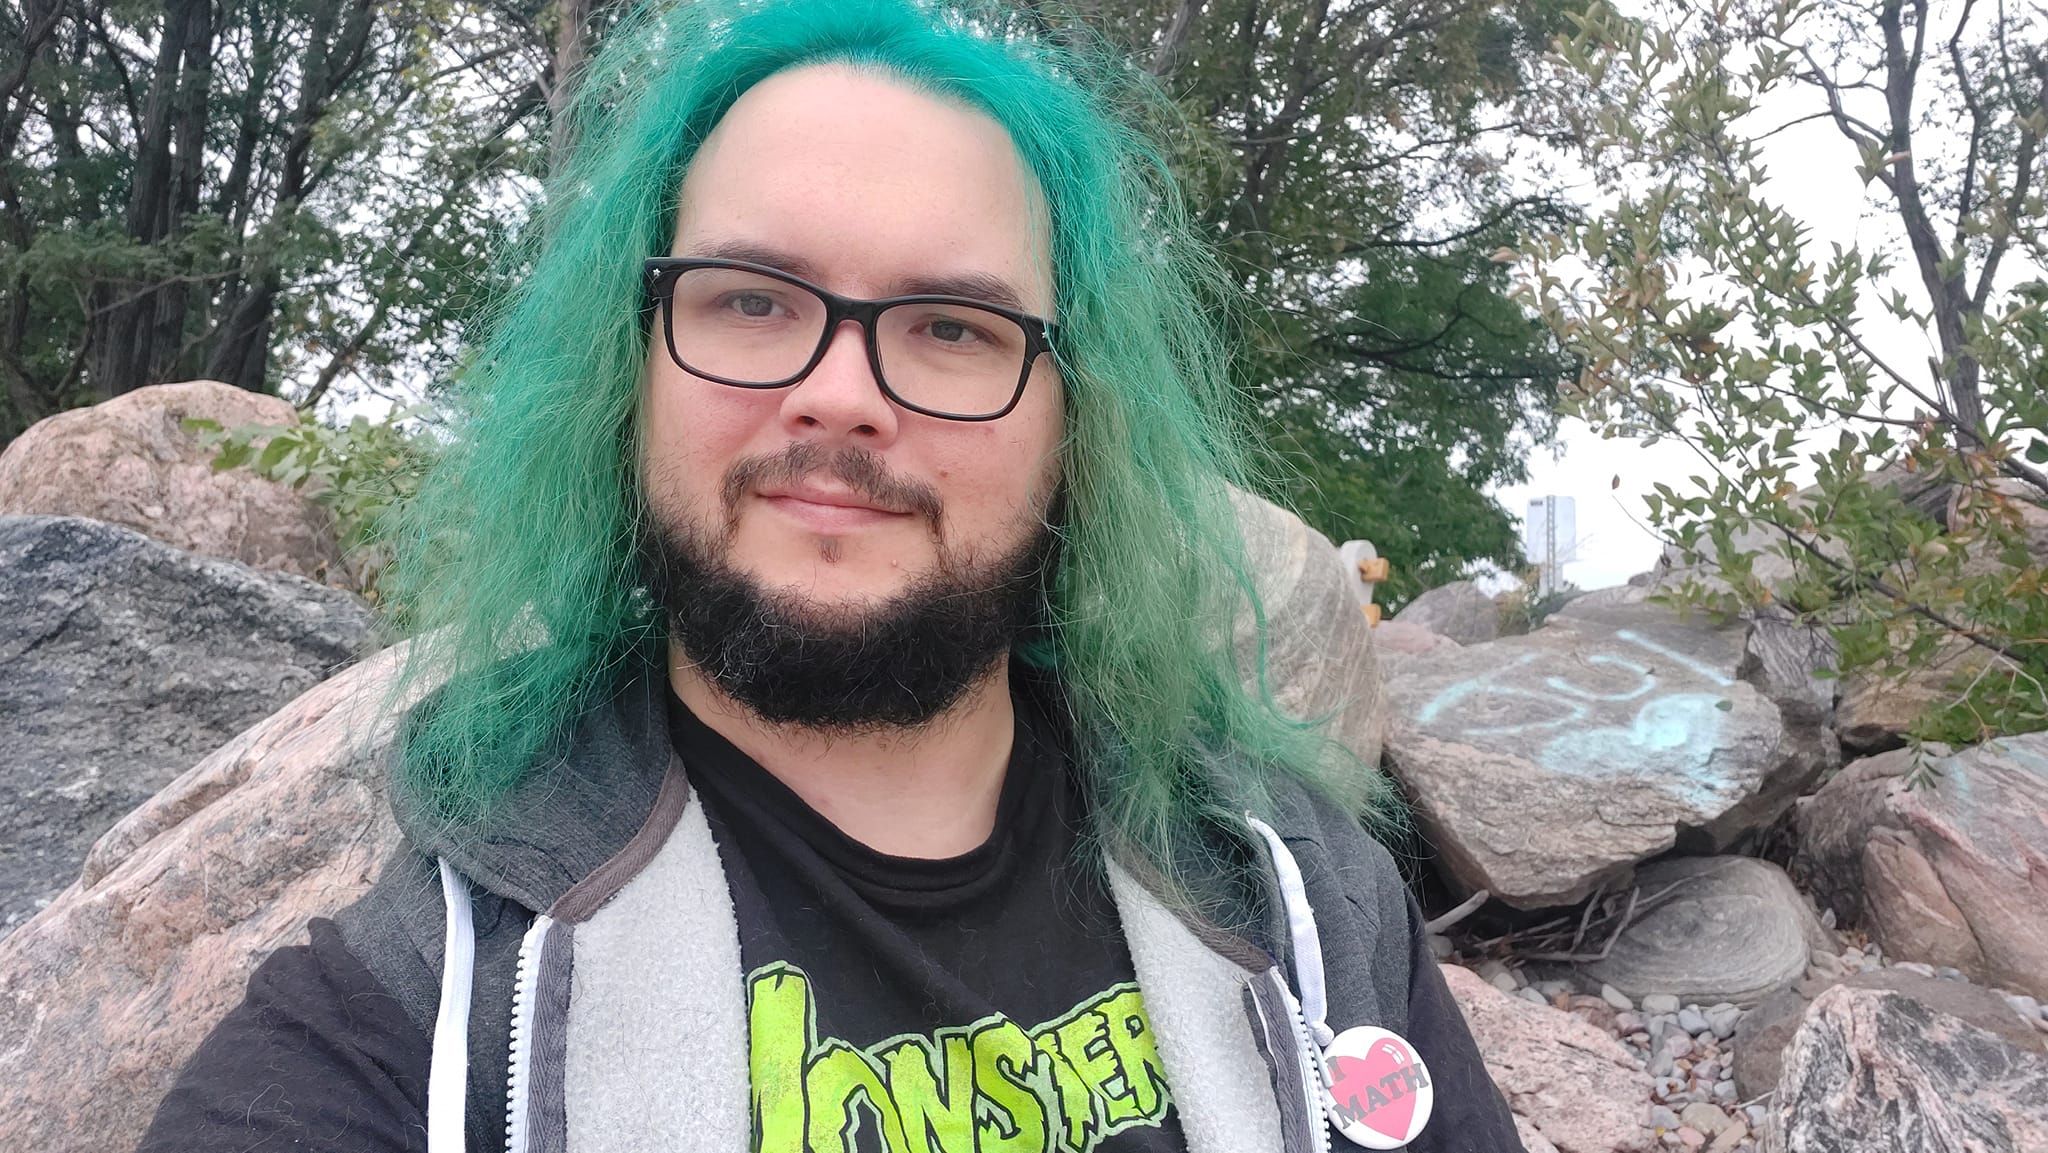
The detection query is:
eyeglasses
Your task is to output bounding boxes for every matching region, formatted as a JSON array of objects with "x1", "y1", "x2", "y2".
[{"x1": 643, "y1": 257, "x2": 1060, "y2": 422}]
